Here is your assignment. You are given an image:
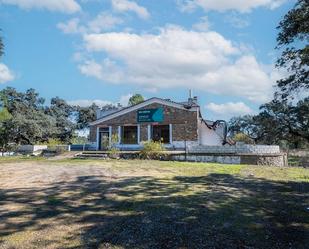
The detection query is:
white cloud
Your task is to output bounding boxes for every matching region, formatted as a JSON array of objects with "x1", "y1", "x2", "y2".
[
  {"x1": 80, "y1": 26, "x2": 277, "y2": 103},
  {"x1": 177, "y1": 0, "x2": 287, "y2": 13},
  {"x1": 205, "y1": 101, "x2": 255, "y2": 119},
  {"x1": 78, "y1": 60, "x2": 104, "y2": 79},
  {"x1": 224, "y1": 13, "x2": 250, "y2": 28},
  {"x1": 0, "y1": 63, "x2": 15, "y2": 84},
  {"x1": 58, "y1": 13, "x2": 123, "y2": 35},
  {"x1": 0, "y1": 0, "x2": 81, "y2": 14},
  {"x1": 88, "y1": 12, "x2": 123, "y2": 33},
  {"x1": 119, "y1": 93, "x2": 133, "y2": 106},
  {"x1": 68, "y1": 99, "x2": 112, "y2": 107},
  {"x1": 192, "y1": 16, "x2": 211, "y2": 31},
  {"x1": 111, "y1": 0, "x2": 150, "y2": 19},
  {"x1": 68, "y1": 94, "x2": 133, "y2": 107},
  {"x1": 57, "y1": 18, "x2": 85, "y2": 34}
]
